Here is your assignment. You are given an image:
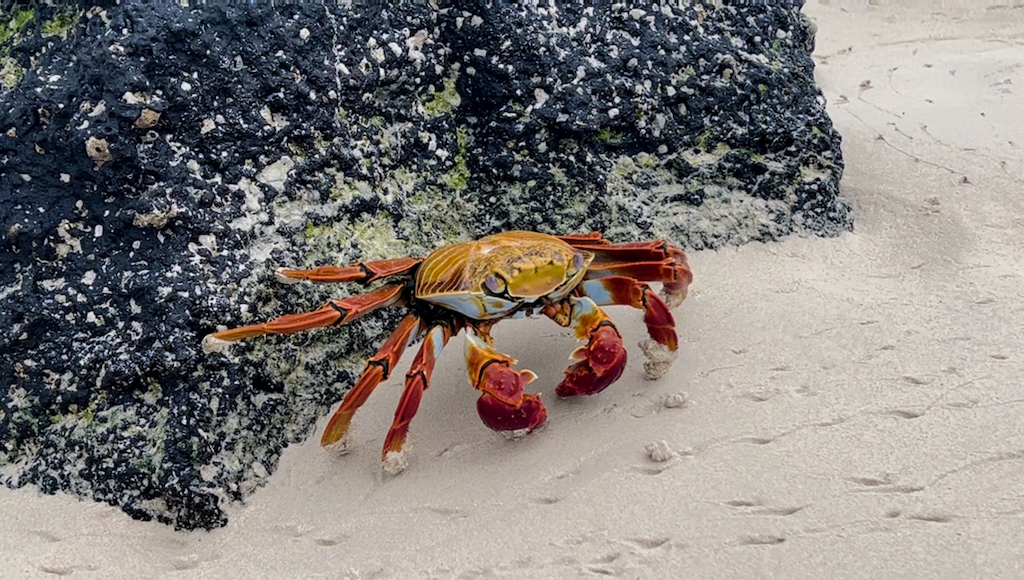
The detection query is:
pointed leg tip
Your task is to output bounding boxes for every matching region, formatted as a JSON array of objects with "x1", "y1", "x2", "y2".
[
  {"x1": 661, "y1": 286, "x2": 689, "y2": 309},
  {"x1": 322, "y1": 433, "x2": 353, "y2": 456},
  {"x1": 202, "y1": 334, "x2": 233, "y2": 354},
  {"x1": 381, "y1": 425, "x2": 411, "y2": 465},
  {"x1": 382, "y1": 450, "x2": 409, "y2": 475},
  {"x1": 274, "y1": 268, "x2": 303, "y2": 284},
  {"x1": 320, "y1": 413, "x2": 354, "y2": 448}
]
